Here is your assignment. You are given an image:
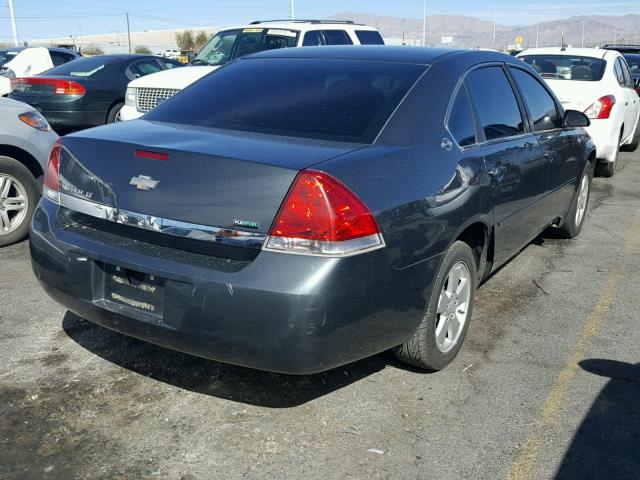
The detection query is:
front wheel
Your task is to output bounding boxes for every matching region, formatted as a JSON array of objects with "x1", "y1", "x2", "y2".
[
  {"x1": 393, "y1": 241, "x2": 477, "y2": 371},
  {"x1": 556, "y1": 161, "x2": 593, "y2": 239},
  {"x1": 0, "y1": 156, "x2": 38, "y2": 247}
]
